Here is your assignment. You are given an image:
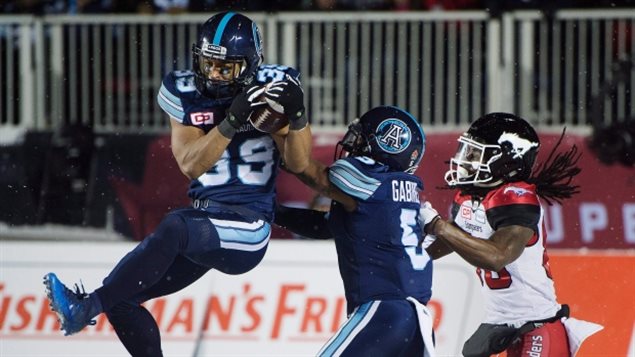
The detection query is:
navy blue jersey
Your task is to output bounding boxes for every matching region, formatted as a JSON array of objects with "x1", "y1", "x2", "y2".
[
  {"x1": 157, "y1": 64, "x2": 300, "y2": 221},
  {"x1": 327, "y1": 156, "x2": 433, "y2": 314}
]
